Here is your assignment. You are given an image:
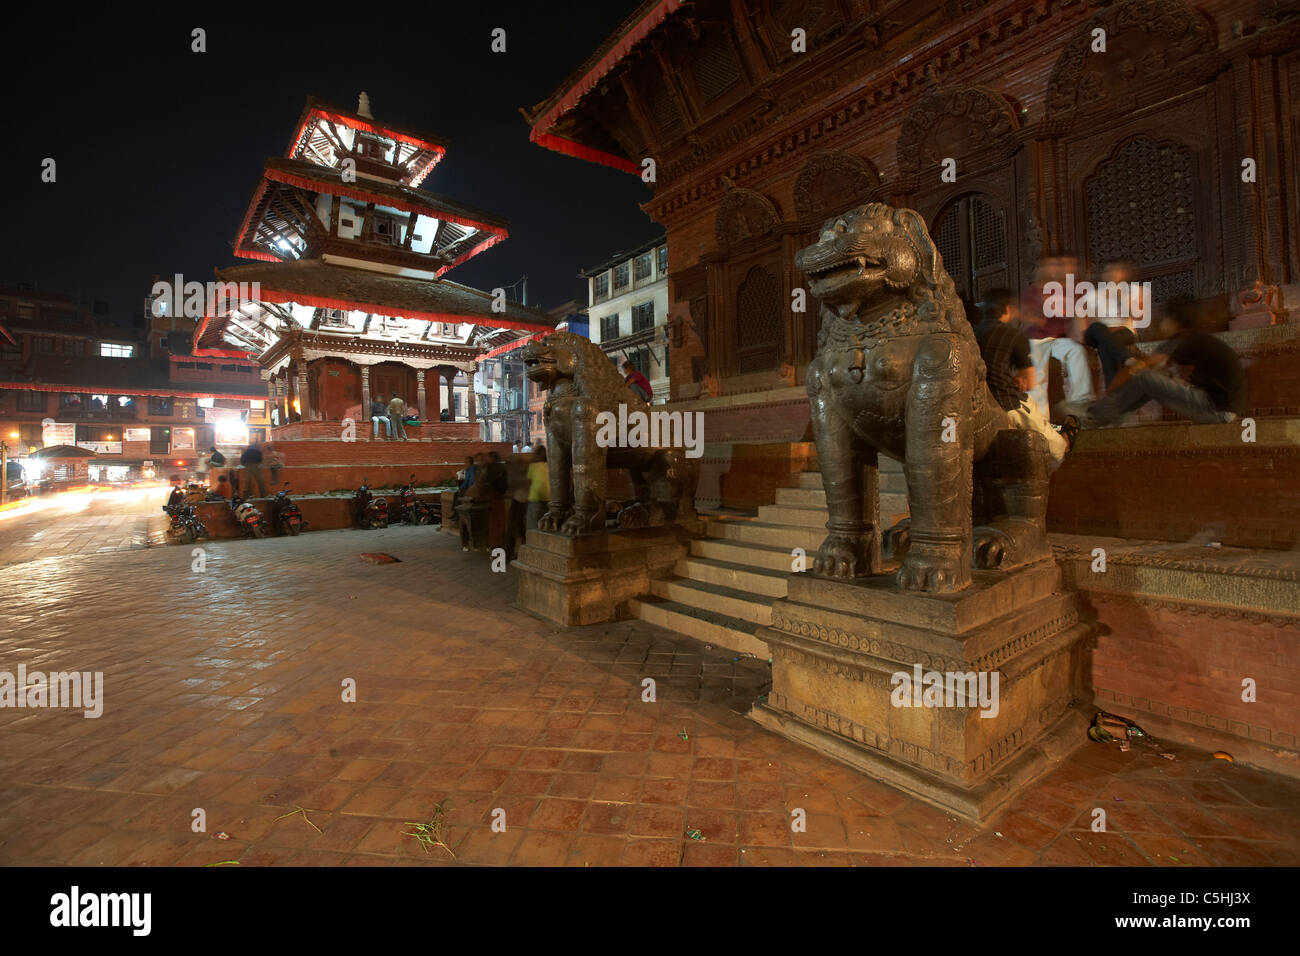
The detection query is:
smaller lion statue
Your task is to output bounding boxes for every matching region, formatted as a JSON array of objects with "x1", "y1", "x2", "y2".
[{"x1": 522, "y1": 332, "x2": 697, "y2": 536}]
